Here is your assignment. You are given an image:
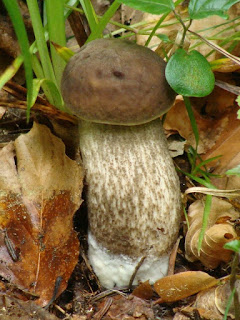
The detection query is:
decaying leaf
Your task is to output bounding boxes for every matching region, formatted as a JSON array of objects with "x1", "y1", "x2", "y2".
[
  {"x1": 94, "y1": 294, "x2": 154, "y2": 320},
  {"x1": 174, "y1": 305, "x2": 222, "y2": 320},
  {"x1": 164, "y1": 86, "x2": 239, "y2": 155},
  {"x1": 174, "y1": 279, "x2": 240, "y2": 320},
  {"x1": 0, "y1": 122, "x2": 83, "y2": 306},
  {"x1": 185, "y1": 197, "x2": 239, "y2": 268},
  {"x1": 0, "y1": 294, "x2": 59, "y2": 320},
  {"x1": 132, "y1": 280, "x2": 154, "y2": 300},
  {"x1": 154, "y1": 271, "x2": 218, "y2": 303}
]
